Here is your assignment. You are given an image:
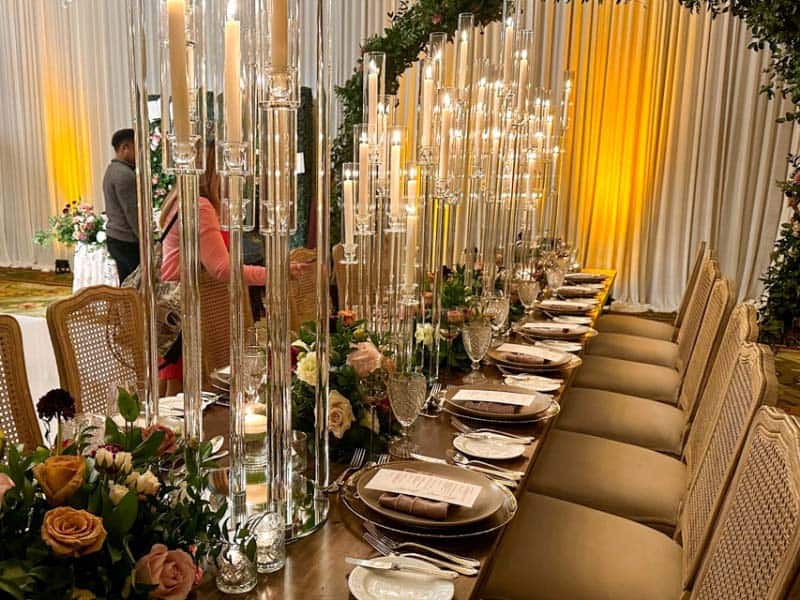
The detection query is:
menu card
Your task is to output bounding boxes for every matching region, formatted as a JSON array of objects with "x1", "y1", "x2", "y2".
[
  {"x1": 452, "y1": 388, "x2": 537, "y2": 407},
  {"x1": 365, "y1": 468, "x2": 482, "y2": 508},
  {"x1": 497, "y1": 343, "x2": 562, "y2": 362}
]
